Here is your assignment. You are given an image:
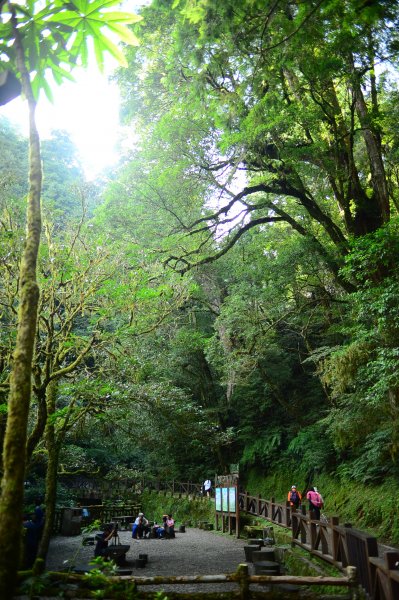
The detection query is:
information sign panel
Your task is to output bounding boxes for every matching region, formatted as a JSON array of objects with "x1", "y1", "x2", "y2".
[
  {"x1": 228, "y1": 487, "x2": 236, "y2": 512},
  {"x1": 222, "y1": 487, "x2": 228, "y2": 511},
  {"x1": 215, "y1": 487, "x2": 222, "y2": 511}
]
